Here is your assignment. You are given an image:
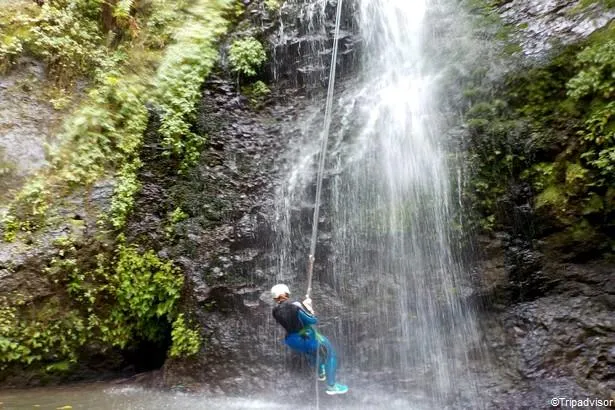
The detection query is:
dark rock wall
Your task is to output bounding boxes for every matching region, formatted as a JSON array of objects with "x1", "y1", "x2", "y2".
[
  {"x1": 476, "y1": 237, "x2": 615, "y2": 403},
  {"x1": 150, "y1": 0, "x2": 615, "y2": 403},
  {"x1": 126, "y1": 74, "x2": 321, "y2": 391},
  {"x1": 267, "y1": 0, "x2": 359, "y2": 91},
  {"x1": 128, "y1": 0, "x2": 365, "y2": 393},
  {"x1": 1, "y1": 0, "x2": 613, "y2": 403}
]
